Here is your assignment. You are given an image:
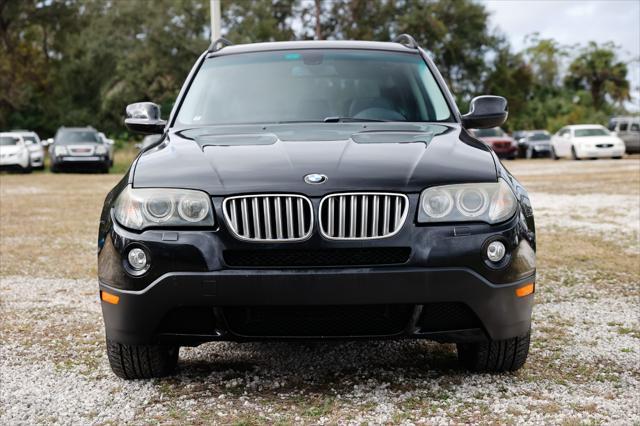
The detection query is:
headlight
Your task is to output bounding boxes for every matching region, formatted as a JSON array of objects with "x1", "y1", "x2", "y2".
[
  {"x1": 113, "y1": 186, "x2": 215, "y2": 230},
  {"x1": 95, "y1": 145, "x2": 107, "y2": 155},
  {"x1": 54, "y1": 146, "x2": 68, "y2": 156},
  {"x1": 418, "y1": 178, "x2": 517, "y2": 224}
]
